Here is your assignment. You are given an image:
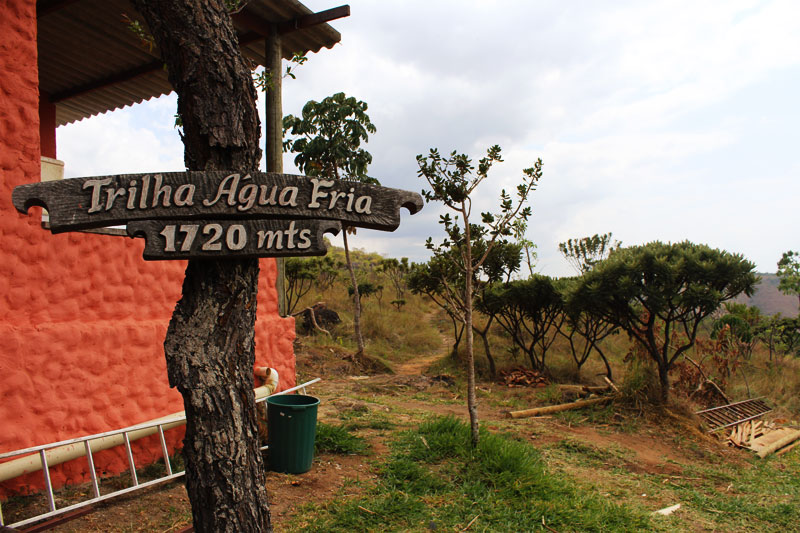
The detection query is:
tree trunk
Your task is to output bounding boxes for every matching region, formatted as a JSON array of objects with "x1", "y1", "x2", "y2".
[
  {"x1": 657, "y1": 362, "x2": 670, "y2": 405},
  {"x1": 165, "y1": 259, "x2": 270, "y2": 531},
  {"x1": 342, "y1": 229, "x2": 365, "y2": 356},
  {"x1": 593, "y1": 343, "x2": 613, "y2": 380},
  {"x1": 451, "y1": 319, "x2": 464, "y2": 359},
  {"x1": 131, "y1": 1, "x2": 270, "y2": 531},
  {"x1": 474, "y1": 321, "x2": 496, "y2": 378},
  {"x1": 462, "y1": 208, "x2": 479, "y2": 447}
]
